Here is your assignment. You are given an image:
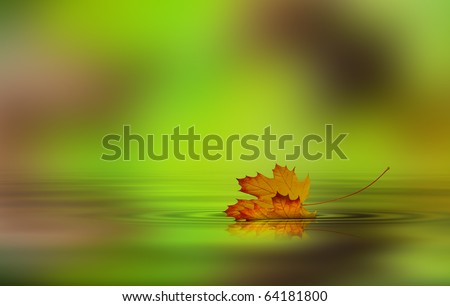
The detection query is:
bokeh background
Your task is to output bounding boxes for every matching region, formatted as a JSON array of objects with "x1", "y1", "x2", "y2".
[{"x1": 1, "y1": 0, "x2": 449, "y2": 285}]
